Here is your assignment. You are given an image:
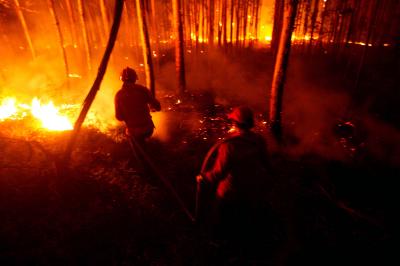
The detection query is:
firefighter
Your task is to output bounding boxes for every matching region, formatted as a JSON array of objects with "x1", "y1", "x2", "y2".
[
  {"x1": 196, "y1": 106, "x2": 271, "y2": 256},
  {"x1": 115, "y1": 67, "x2": 161, "y2": 145}
]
